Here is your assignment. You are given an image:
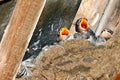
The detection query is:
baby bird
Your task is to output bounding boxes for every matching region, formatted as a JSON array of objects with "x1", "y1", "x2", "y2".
[
  {"x1": 57, "y1": 26, "x2": 70, "y2": 41},
  {"x1": 74, "y1": 18, "x2": 90, "y2": 39},
  {"x1": 100, "y1": 28, "x2": 113, "y2": 40},
  {"x1": 75, "y1": 18, "x2": 89, "y2": 34},
  {"x1": 74, "y1": 18, "x2": 114, "y2": 46},
  {"x1": 57, "y1": 18, "x2": 90, "y2": 41}
]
